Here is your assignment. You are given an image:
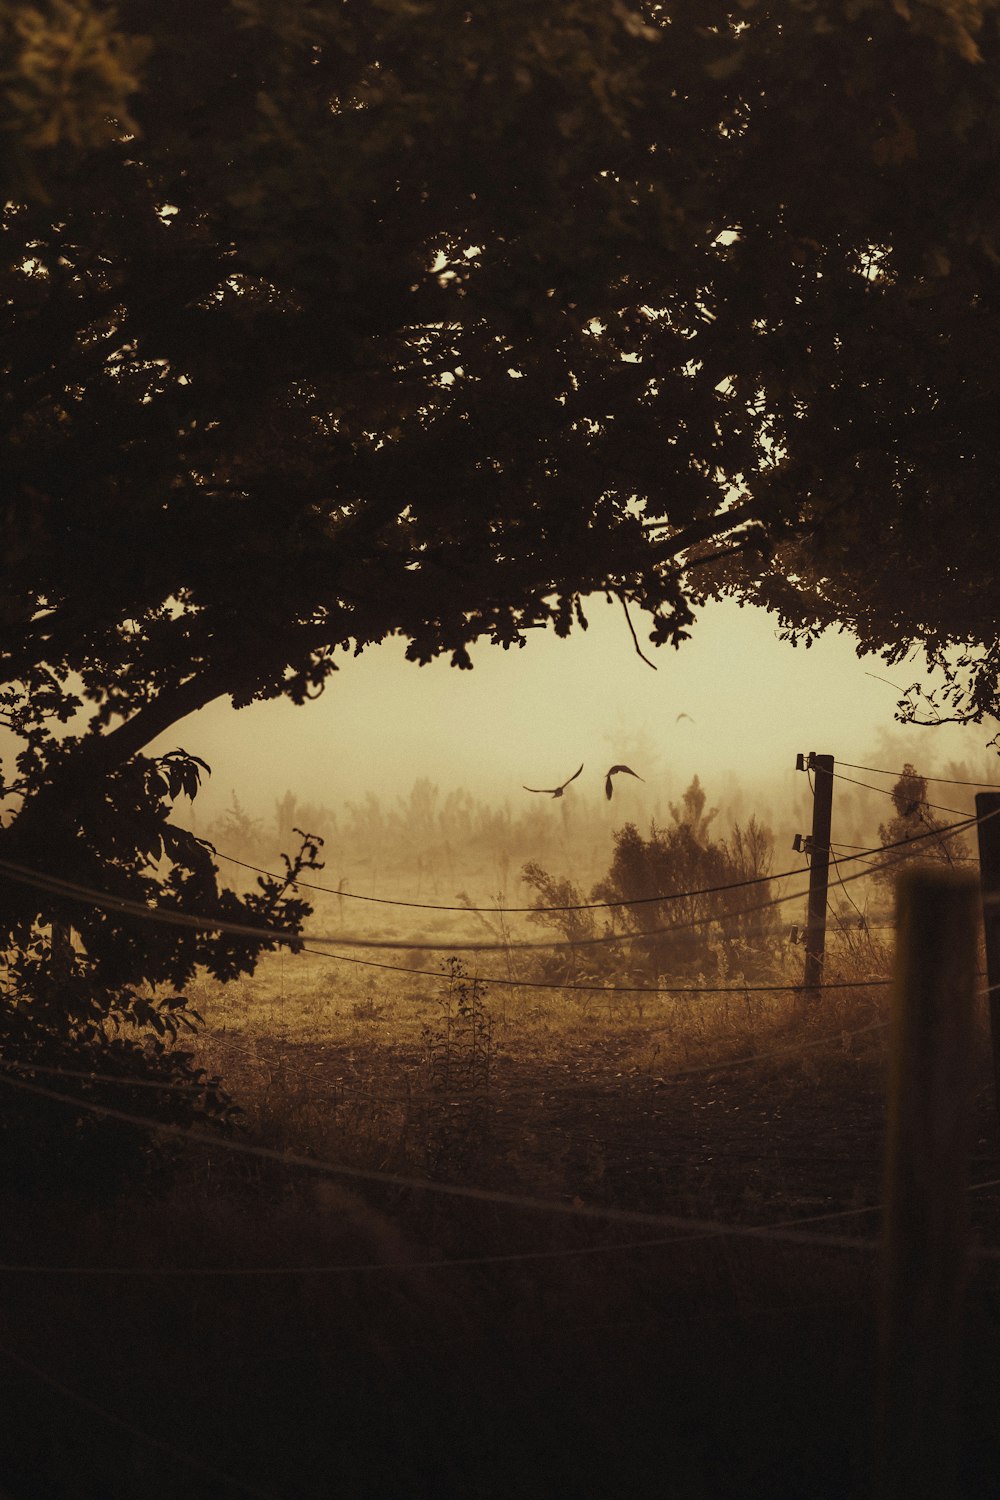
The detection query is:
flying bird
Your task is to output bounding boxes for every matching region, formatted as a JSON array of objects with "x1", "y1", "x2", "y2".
[
  {"x1": 523, "y1": 763, "x2": 584, "y2": 798},
  {"x1": 605, "y1": 764, "x2": 644, "y2": 800},
  {"x1": 676, "y1": 712, "x2": 695, "y2": 724}
]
